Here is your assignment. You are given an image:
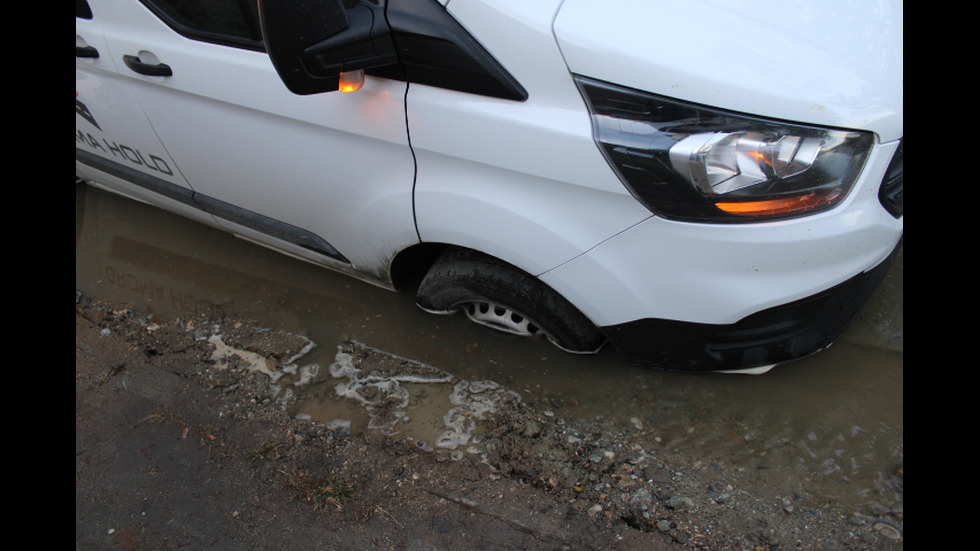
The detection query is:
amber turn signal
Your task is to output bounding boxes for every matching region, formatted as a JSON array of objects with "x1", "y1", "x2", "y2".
[{"x1": 338, "y1": 70, "x2": 365, "y2": 93}]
